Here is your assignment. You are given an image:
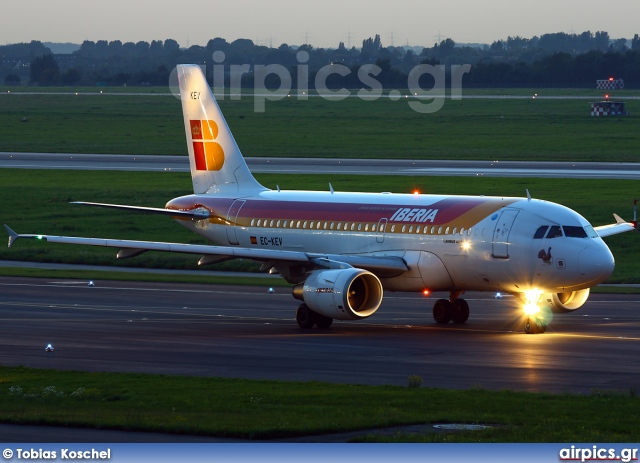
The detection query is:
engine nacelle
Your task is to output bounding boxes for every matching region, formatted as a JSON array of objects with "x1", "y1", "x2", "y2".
[
  {"x1": 293, "y1": 268, "x2": 383, "y2": 320},
  {"x1": 543, "y1": 288, "x2": 590, "y2": 313}
]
